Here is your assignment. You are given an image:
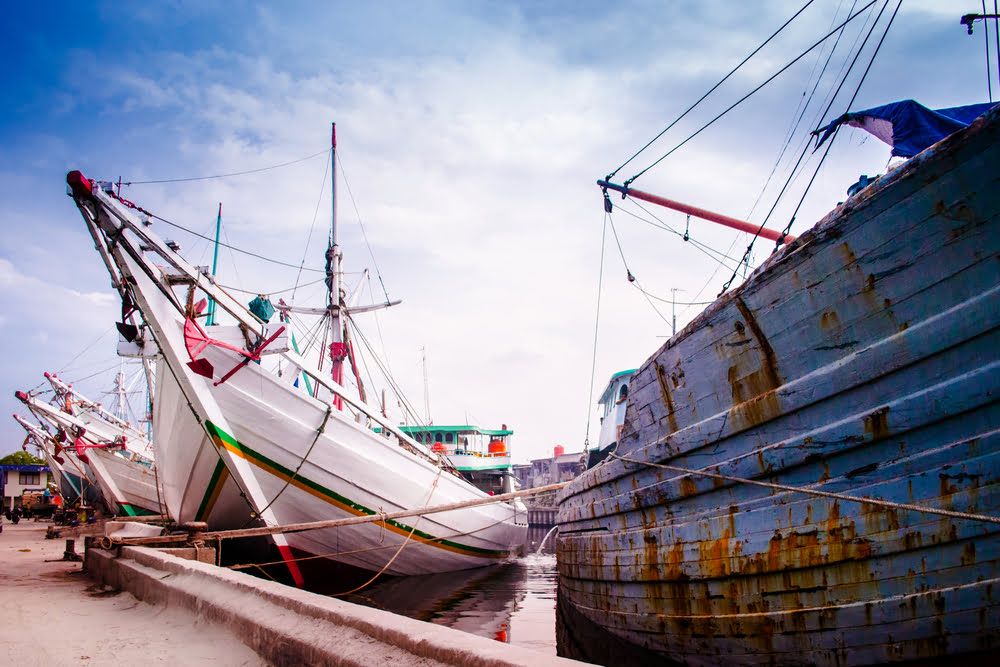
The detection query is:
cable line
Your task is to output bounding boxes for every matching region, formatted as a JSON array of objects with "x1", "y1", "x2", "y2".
[
  {"x1": 606, "y1": 214, "x2": 671, "y2": 326},
  {"x1": 624, "y1": 0, "x2": 878, "y2": 188},
  {"x1": 774, "y1": 0, "x2": 901, "y2": 245},
  {"x1": 149, "y1": 212, "x2": 325, "y2": 273},
  {"x1": 639, "y1": 290, "x2": 717, "y2": 307},
  {"x1": 123, "y1": 148, "x2": 328, "y2": 186},
  {"x1": 749, "y1": 0, "x2": 859, "y2": 222},
  {"x1": 617, "y1": 199, "x2": 744, "y2": 270},
  {"x1": 608, "y1": 0, "x2": 817, "y2": 181},
  {"x1": 293, "y1": 151, "x2": 332, "y2": 300},
  {"x1": 337, "y1": 151, "x2": 393, "y2": 304},
  {"x1": 719, "y1": 0, "x2": 896, "y2": 296},
  {"x1": 583, "y1": 214, "x2": 609, "y2": 449}
]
